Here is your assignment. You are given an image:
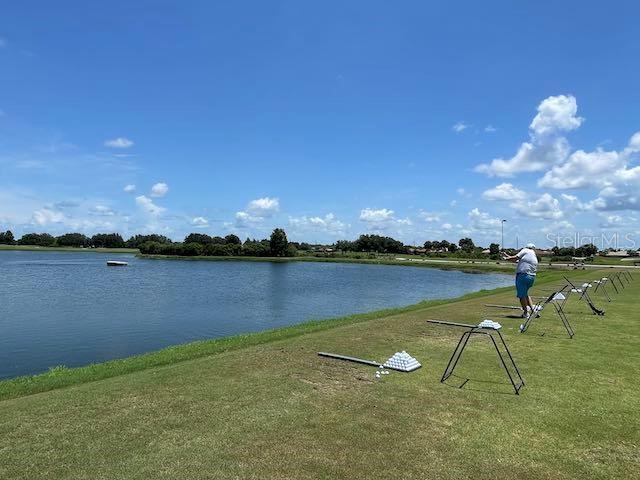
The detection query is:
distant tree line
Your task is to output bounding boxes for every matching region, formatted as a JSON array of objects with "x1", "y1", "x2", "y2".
[
  {"x1": 138, "y1": 228, "x2": 296, "y2": 257},
  {"x1": 0, "y1": 226, "x2": 606, "y2": 260},
  {"x1": 0, "y1": 231, "x2": 127, "y2": 249},
  {"x1": 551, "y1": 244, "x2": 598, "y2": 258}
]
